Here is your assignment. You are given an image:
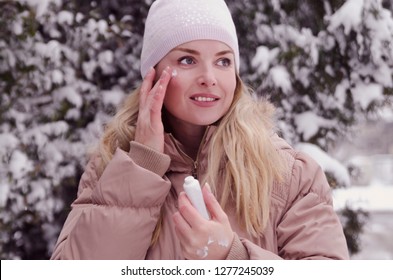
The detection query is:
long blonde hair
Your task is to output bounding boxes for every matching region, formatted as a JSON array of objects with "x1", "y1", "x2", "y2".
[
  {"x1": 96, "y1": 74, "x2": 285, "y2": 239},
  {"x1": 206, "y1": 76, "x2": 284, "y2": 236}
]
